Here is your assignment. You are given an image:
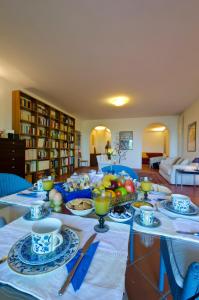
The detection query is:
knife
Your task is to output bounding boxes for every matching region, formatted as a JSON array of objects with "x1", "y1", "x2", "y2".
[
  {"x1": 58, "y1": 233, "x2": 97, "y2": 296},
  {"x1": 176, "y1": 231, "x2": 199, "y2": 236}
]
